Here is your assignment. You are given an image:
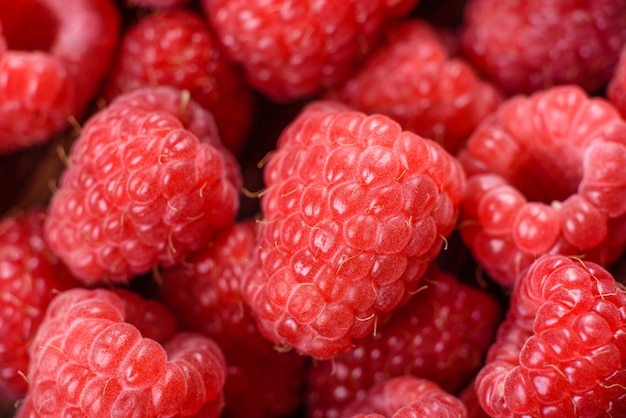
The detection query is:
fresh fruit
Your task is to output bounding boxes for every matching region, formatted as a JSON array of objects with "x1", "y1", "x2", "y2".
[
  {"x1": 0, "y1": 0, "x2": 120, "y2": 152},
  {"x1": 161, "y1": 220, "x2": 309, "y2": 418},
  {"x1": 328, "y1": 18, "x2": 502, "y2": 154},
  {"x1": 0, "y1": 210, "x2": 78, "y2": 400},
  {"x1": 607, "y1": 46, "x2": 626, "y2": 120},
  {"x1": 307, "y1": 266, "x2": 501, "y2": 418},
  {"x1": 104, "y1": 8, "x2": 255, "y2": 155},
  {"x1": 245, "y1": 99, "x2": 466, "y2": 359},
  {"x1": 44, "y1": 86, "x2": 241, "y2": 285},
  {"x1": 201, "y1": 0, "x2": 420, "y2": 102},
  {"x1": 14, "y1": 287, "x2": 227, "y2": 417},
  {"x1": 475, "y1": 254, "x2": 626, "y2": 416},
  {"x1": 339, "y1": 376, "x2": 467, "y2": 417},
  {"x1": 460, "y1": 0, "x2": 626, "y2": 96},
  {"x1": 458, "y1": 85, "x2": 626, "y2": 287}
]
